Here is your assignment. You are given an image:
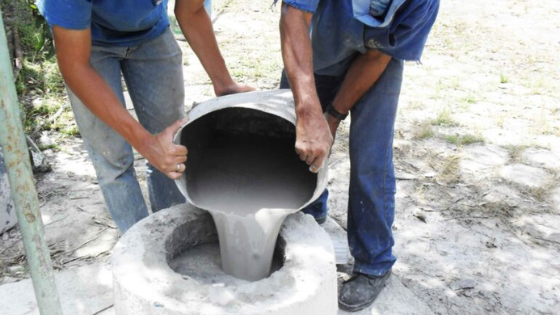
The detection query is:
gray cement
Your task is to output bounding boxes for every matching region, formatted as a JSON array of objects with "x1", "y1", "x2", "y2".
[
  {"x1": 188, "y1": 135, "x2": 315, "y2": 280},
  {"x1": 169, "y1": 242, "x2": 283, "y2": 287},
  {"x1": 111, "y1": 204, "x2": 338, "y2": 315},
  {"x1": 174, "y1": 90, "x2": 327, "y2": 281}
]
